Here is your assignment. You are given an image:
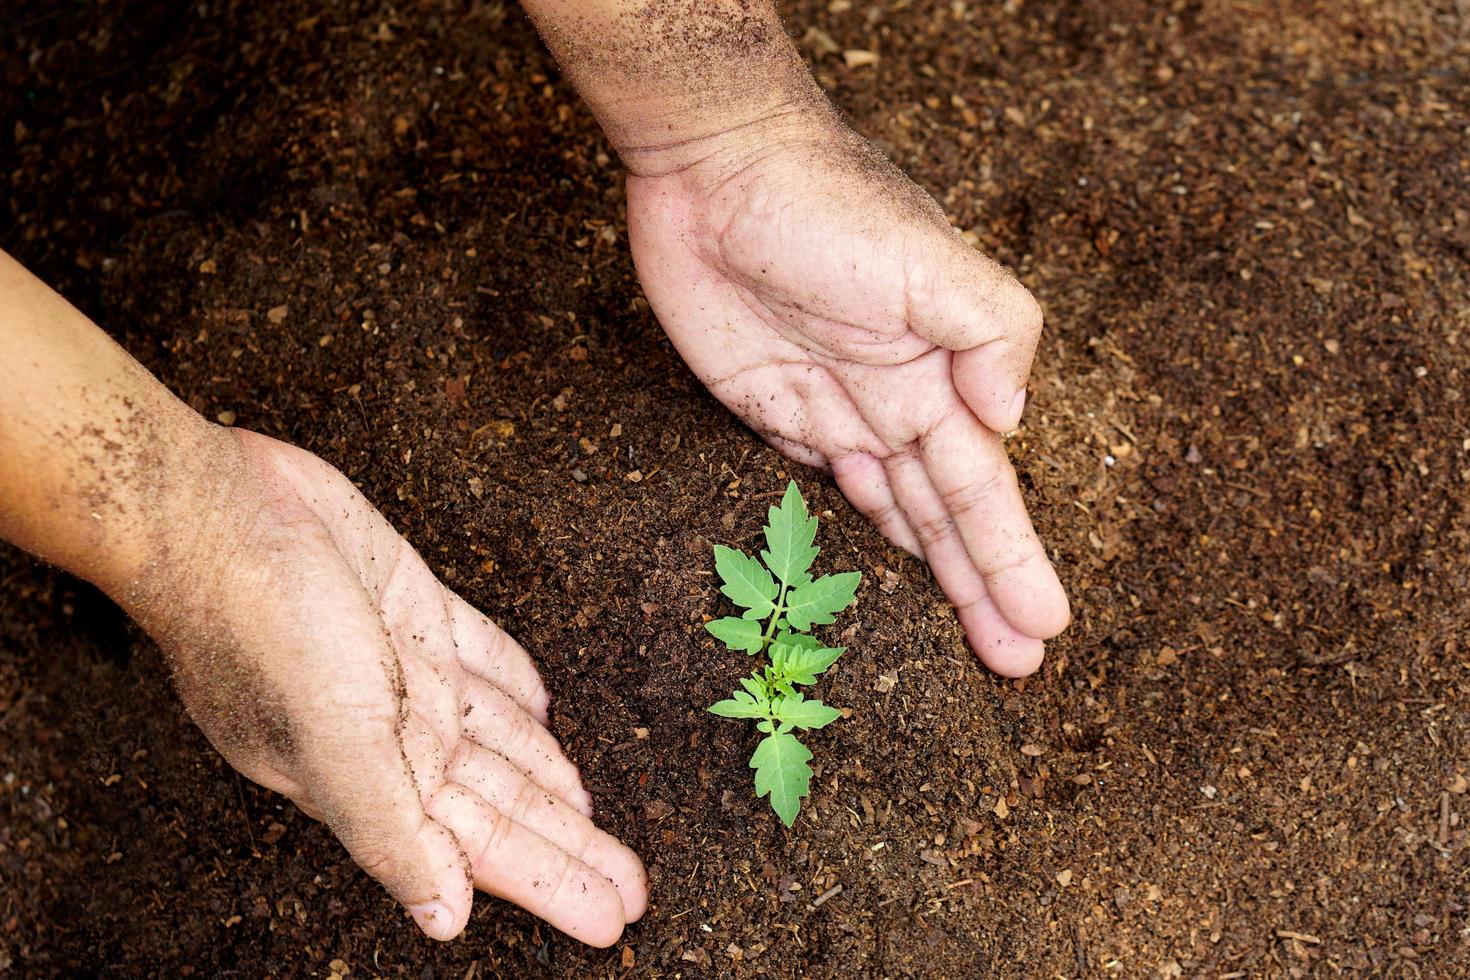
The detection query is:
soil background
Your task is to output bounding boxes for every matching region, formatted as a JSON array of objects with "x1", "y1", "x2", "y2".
[{"x1": 2, "y1": 0, "x2": 1468, "y2": 976}]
